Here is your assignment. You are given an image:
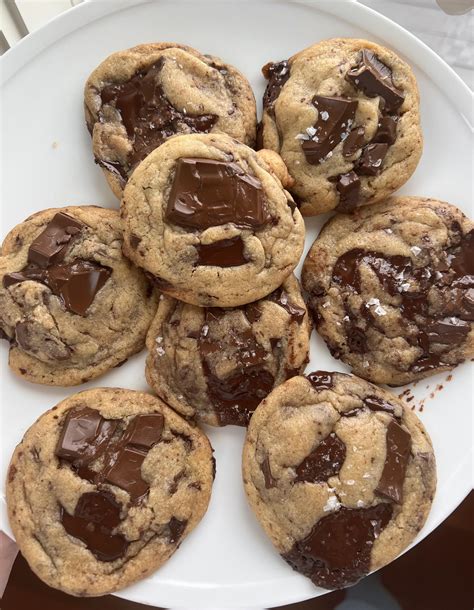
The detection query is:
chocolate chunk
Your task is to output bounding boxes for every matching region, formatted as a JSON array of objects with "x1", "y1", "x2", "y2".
[
  {"x1": 282, "y1": 503, "x2": 393, "y2": 589},
  {"x1": 426, "y1": 317, "x2": 470, "y2": 345},
  {"x1": 125, "y1": 413, "x2": 164, "y2": 448},
  {"x1": 28, "y1": 213, "x2": 84, "y2": 268},
  {"x1": 376, "y1": 420, "x2": 411, "y2": 503},
  {"x1": 196, "y1": 236, "x2": 248, "y2": 267},
  {"x1": 55, "y1": 406, "x2": 117, "y2": 466},
  {"x1": 347, "y1": 327, "x2": 368, "y2": 353},
  {"x1": 357, "y1": 143, "x2": 388, "y2": 175},
  {"x1": 346, "y1": 49, "x2": 405, "y2": 111},
  {"x1": 100, "y1": 60, "x2": 217, "y2": 169},
  {"x1": 343, "y1": 126, "x2": 365, "y2": 157},
  {"x1": 306, "y1": 371, "x2": 334, "y2": 391},
  {"x1": 336, "y1": 171, "x2": 361, "y2": 212},
  {"x1": 94, "y1": 158, "x2": 128, "y2": 186},
  {"x1": 58, "y1": 410, "x2": 164, "y2": 503},
  {"x1": 244, "y1": 302, "x2": 262, "y2": 324},
  {"x1": 166, "y1": 158, "x2": 269, "y2": 231},
  {"x1": 104, "y1": 447, "x2": 149, "y2": 500},
  {"x1": 448, "y1": 229, "x2": 474, "y2": 278},
  {"x1": 364, "y1": 395, "x2": 396, "y2": 415},
  {"x1": 60, "y1": 491, "x2": 128, "y2": 562},
  {"x1": 410, "y1": 352, "x2": 444, "y2": 374},
  {"x1": 374, "y1": 115, "x2": 398, "y2": 145},
  {"x1": 268, "y1": 288, "x2": 306, "y2": 323},
  {"x1": 295, "y1": 433, "x2": 346, "y2": 483},
  {"x1": 262, "y1": 60, "x2": 290, "y2": 112},
  {"x1": 199, "y1": 310, "x2": 274, "y2": 426},
  {"x1": 302, "y1": 96, "x2": 358, "y2": 164},
  {"x1": 168, "y1": 517, "x2": 187, "y2": 544},
  {"x1": 261, "y1": 455, "x2": 277, "y2": 489},
  {"x1": 4, "y1": 260, "x2": 111, "y2": 317},
  {"x1": 46, "y1": 260, "x2": 111, "y2": 316}
]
